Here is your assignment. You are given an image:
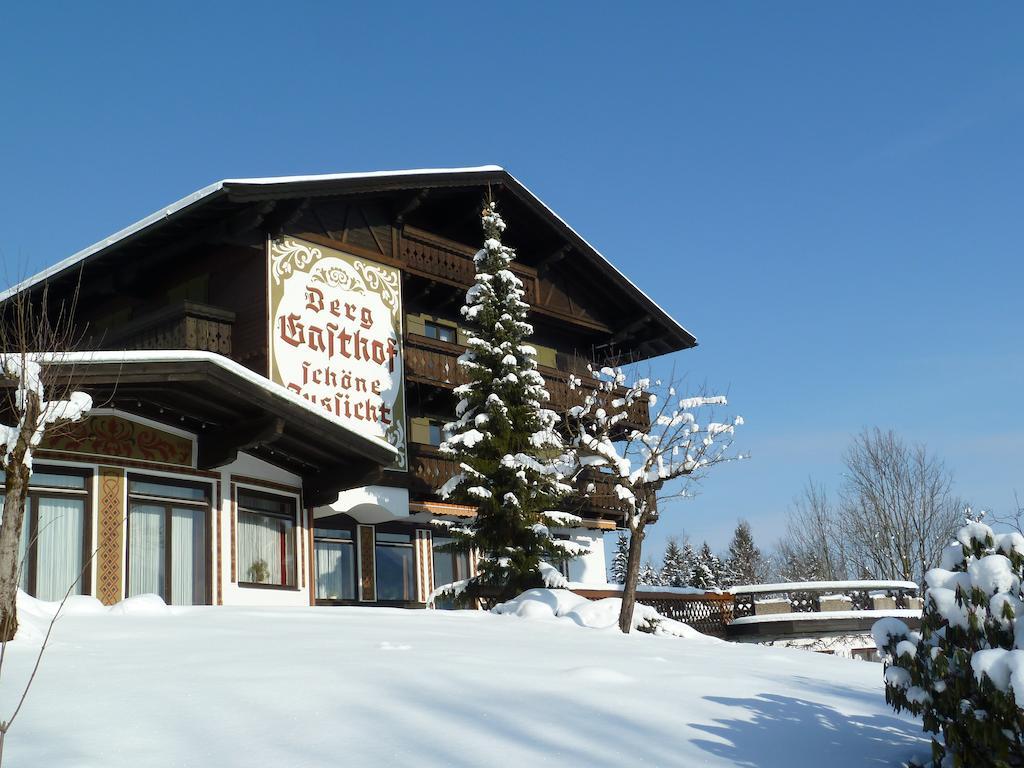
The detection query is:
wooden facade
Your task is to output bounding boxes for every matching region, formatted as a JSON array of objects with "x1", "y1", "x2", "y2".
[{"x1": 6, "y1": 167, "x2": 697, "y2": 607}]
